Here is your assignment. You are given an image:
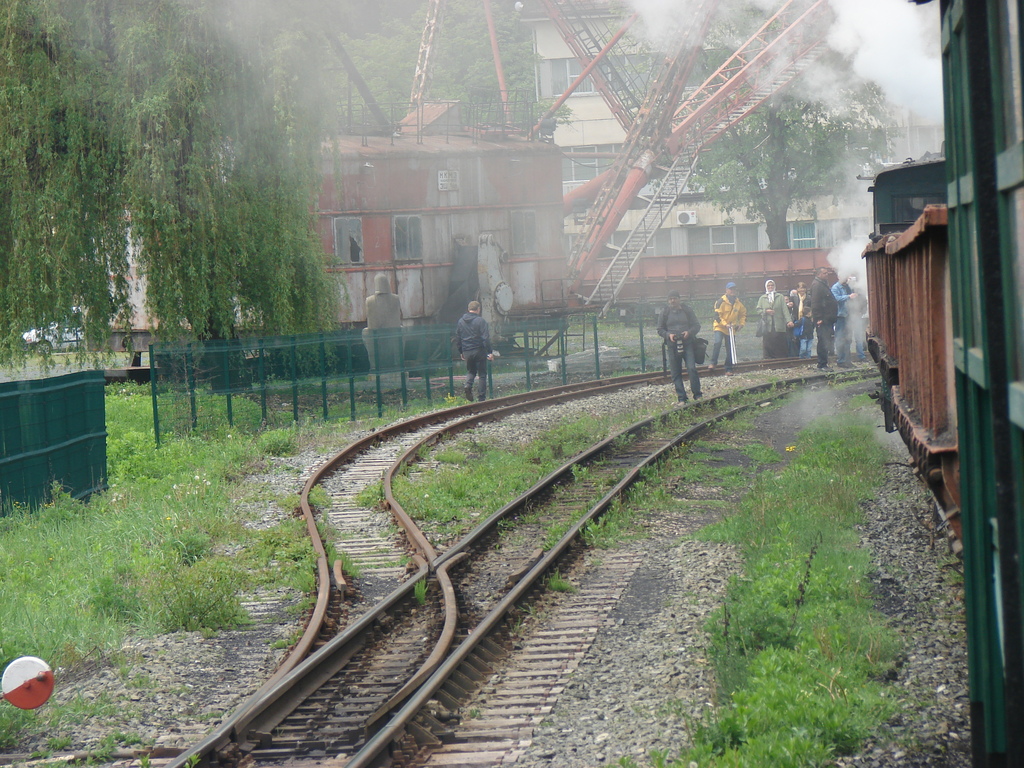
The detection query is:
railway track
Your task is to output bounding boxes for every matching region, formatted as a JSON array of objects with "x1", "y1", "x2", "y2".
[{"x1": 159, "y1": 362, "x2": 860, "y2": 768}]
